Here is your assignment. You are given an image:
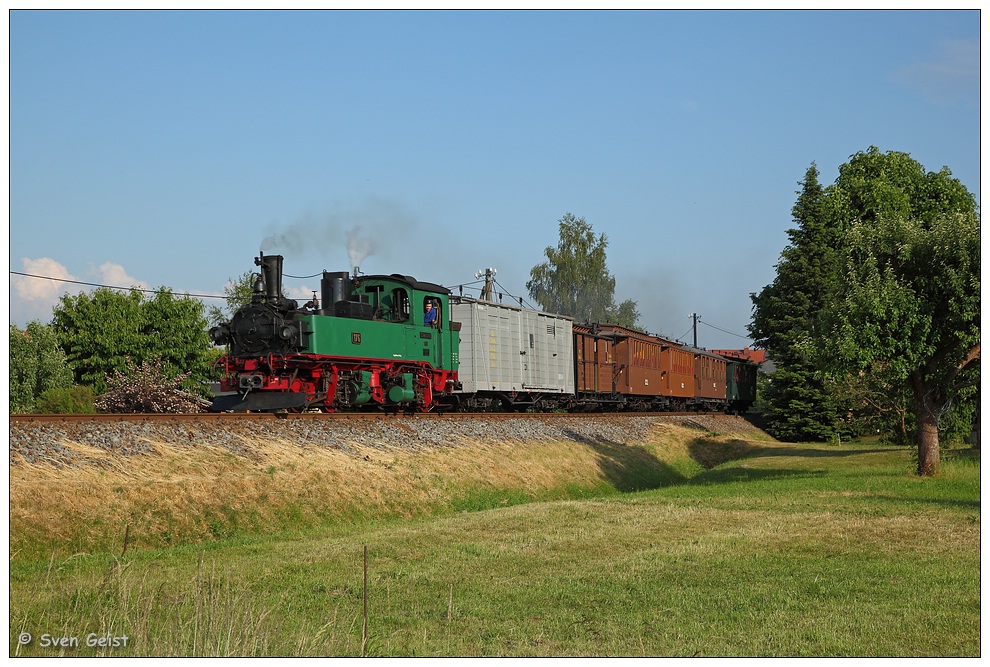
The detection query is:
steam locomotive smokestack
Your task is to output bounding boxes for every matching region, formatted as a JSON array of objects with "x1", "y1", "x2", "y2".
[{"x1": 256, "y1": 253, "x2": 284, "y2": 302}]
